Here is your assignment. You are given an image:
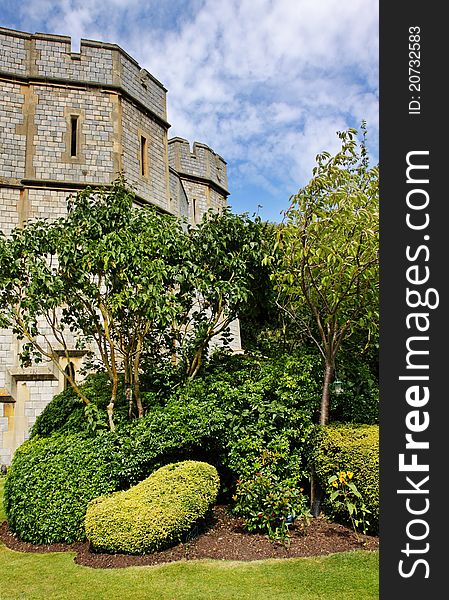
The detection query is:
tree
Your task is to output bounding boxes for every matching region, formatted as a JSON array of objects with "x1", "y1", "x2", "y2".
[
  {"x1": 0, "y1": 179, "x2": 188, "y2": 427},
  {"x1": 0, "y1": 179, "x2": 265, "y2": 426},
  {"x1": 174, "y1": 208, "x2": 265, "y2": 379},
  {"x1": 272, "y1": 125, "x2": 379, "y2": 426}
]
